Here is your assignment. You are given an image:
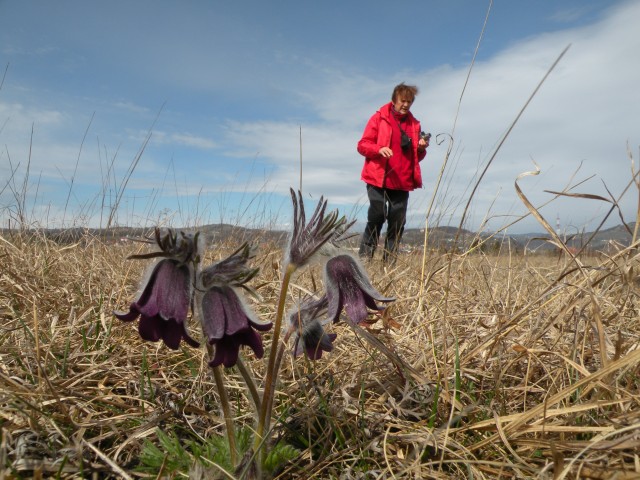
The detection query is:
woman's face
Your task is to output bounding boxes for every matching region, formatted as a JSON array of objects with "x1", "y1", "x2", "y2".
[{"x1": 393, "y1": 95, "x2": 414, "y2": 114}]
